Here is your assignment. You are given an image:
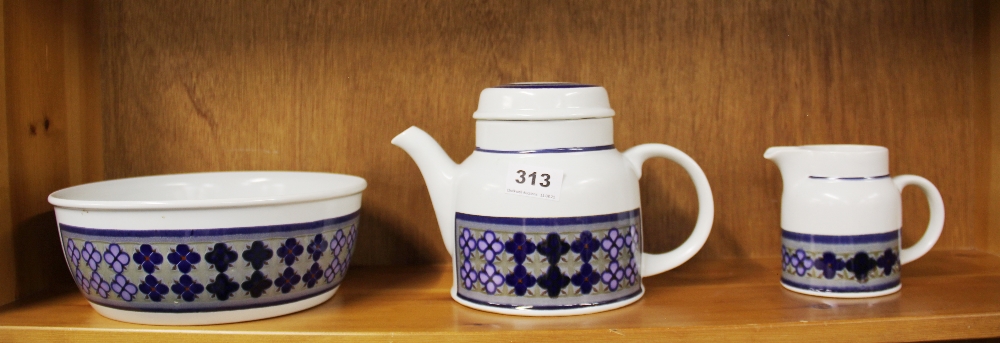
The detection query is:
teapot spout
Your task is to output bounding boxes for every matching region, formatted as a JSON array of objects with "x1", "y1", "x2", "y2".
[
  {"x1": 392, "y1": 126, "x2": 458, "y2": 256},
  {"x1": 764, "y1": 146, "x2": 811, "y2": 189}
]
